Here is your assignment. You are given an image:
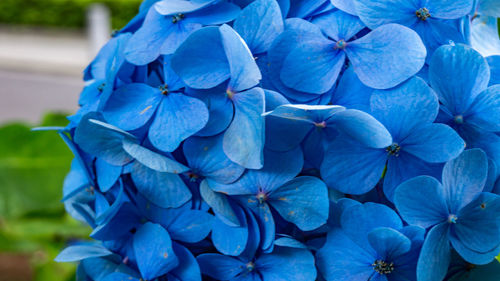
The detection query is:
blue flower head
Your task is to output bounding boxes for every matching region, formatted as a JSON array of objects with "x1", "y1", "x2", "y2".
[{"x1": 394, "y1": 149, "x2": 500, "y2": 281}]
